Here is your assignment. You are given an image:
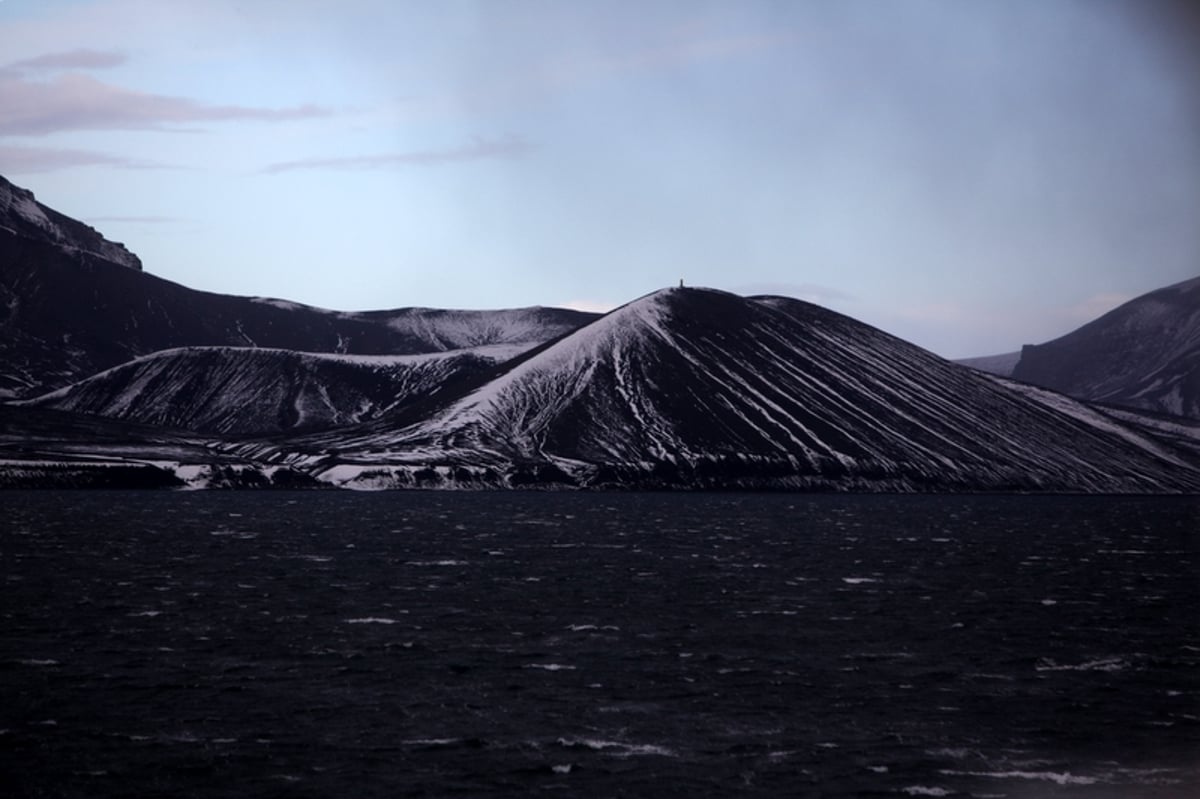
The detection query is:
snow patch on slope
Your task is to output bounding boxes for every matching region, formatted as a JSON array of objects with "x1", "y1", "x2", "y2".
[
  {"x1": 249, "y1": 297, "x2": 338, "y2": 314},
  {"x1": 8, "y1": 190, "x2": 51, "y2": 230}
]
